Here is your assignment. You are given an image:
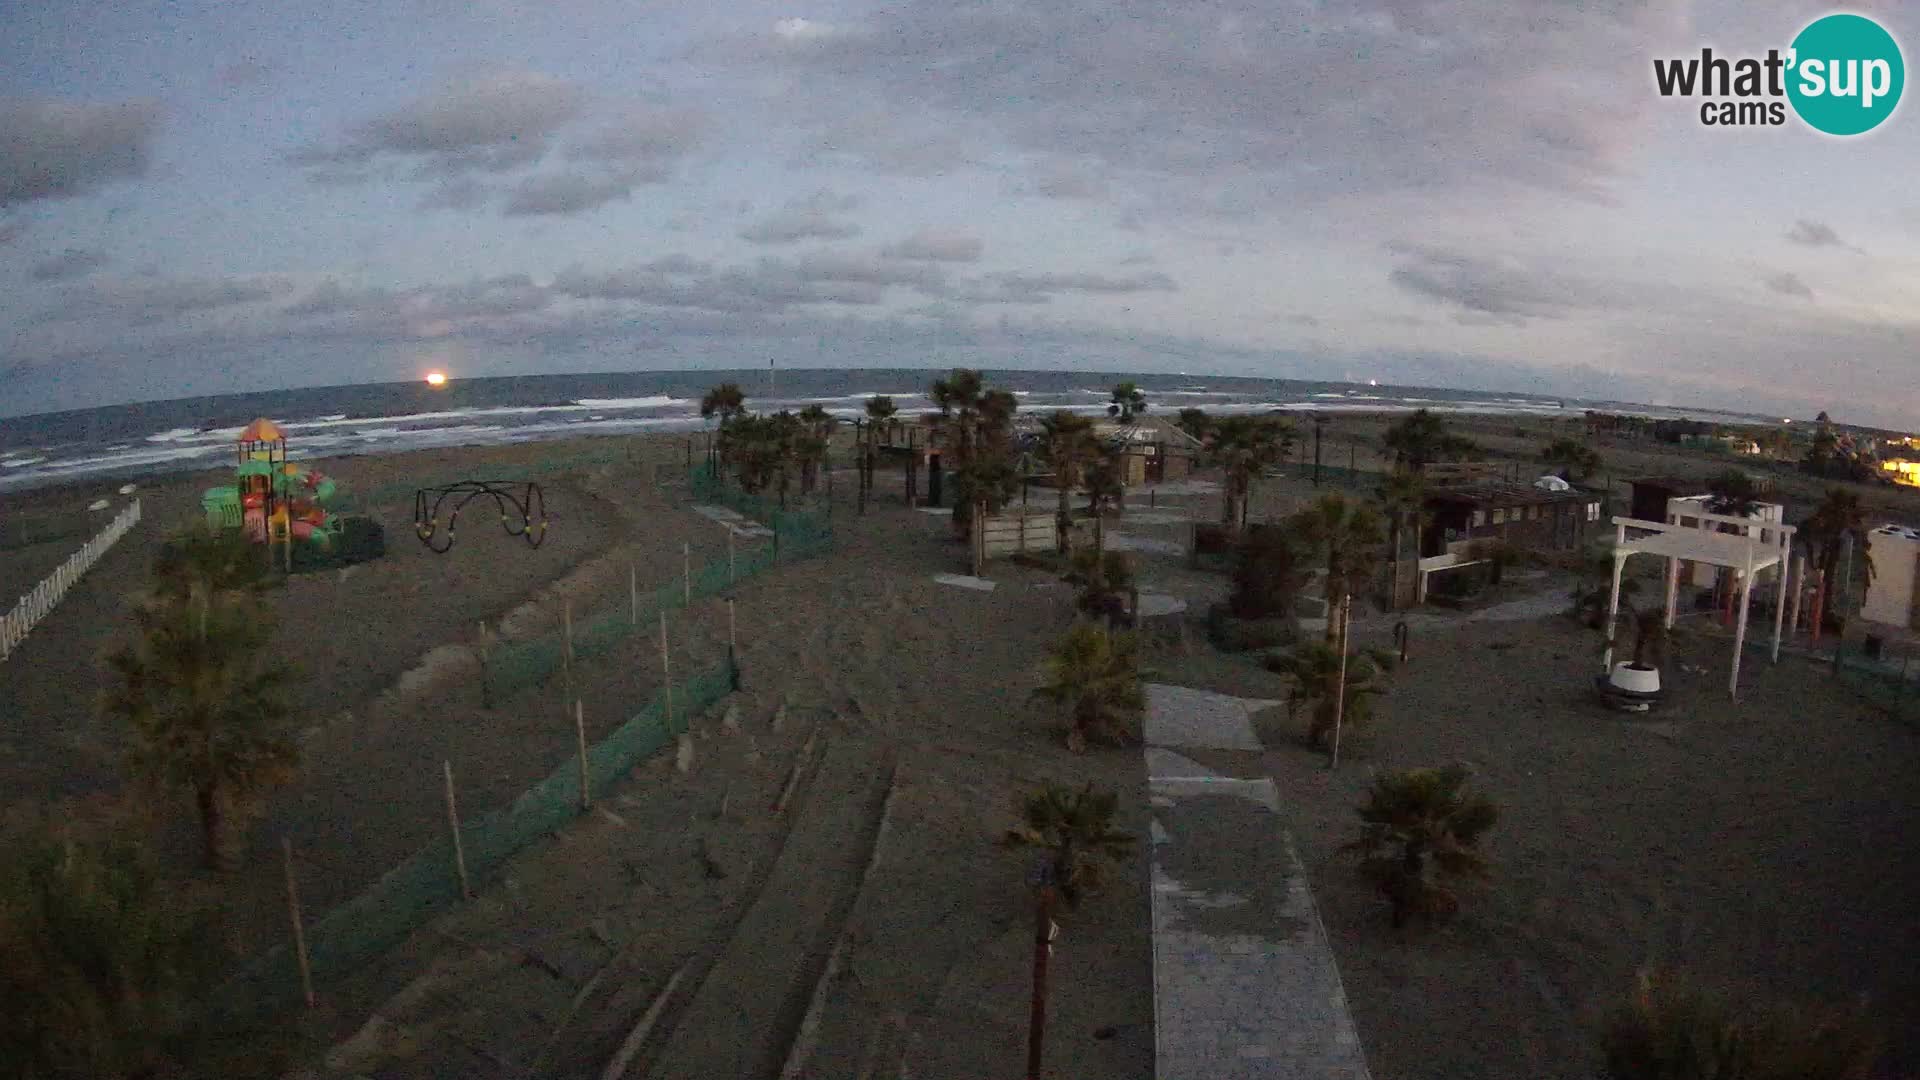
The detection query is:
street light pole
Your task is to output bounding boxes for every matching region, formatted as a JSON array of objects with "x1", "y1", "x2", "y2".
[
  {"x1": 1313, "y1": 415, "x2": 1326, "y2": 487},
  {"x1": 1027, "y1": 860, "x2": 1059, "y2": 1080}
]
